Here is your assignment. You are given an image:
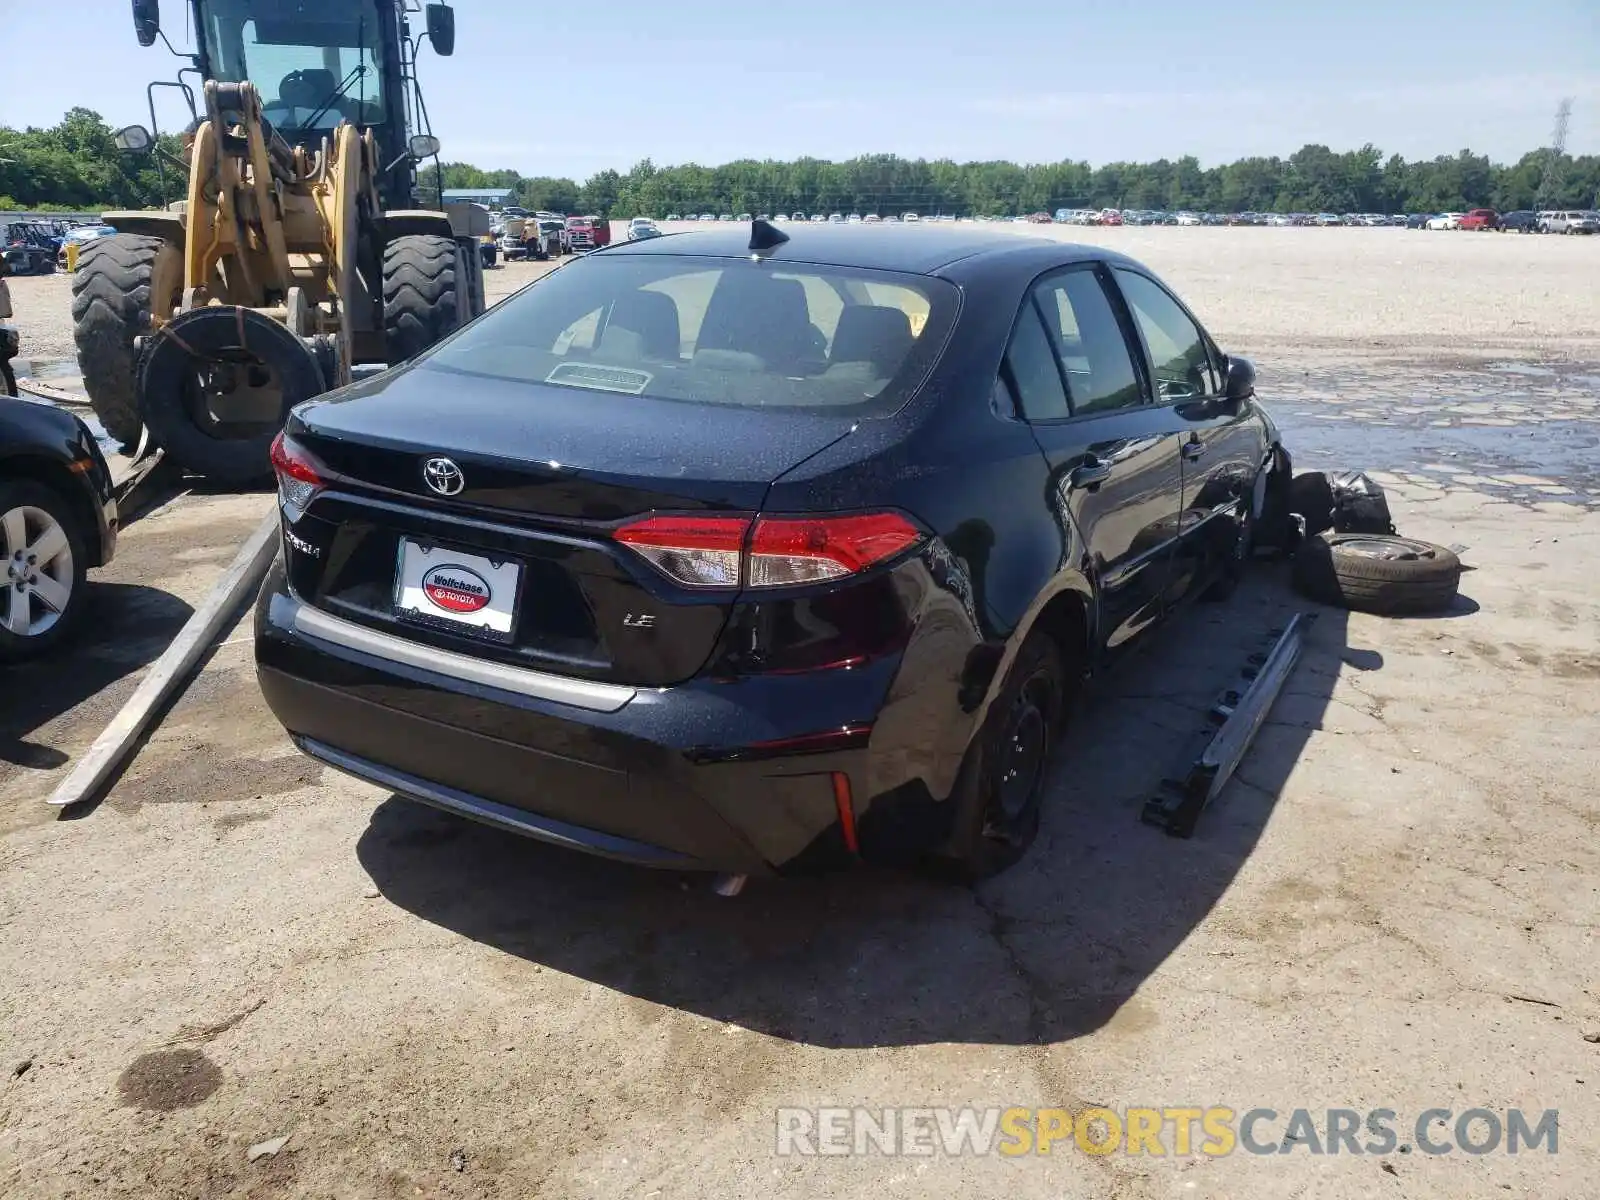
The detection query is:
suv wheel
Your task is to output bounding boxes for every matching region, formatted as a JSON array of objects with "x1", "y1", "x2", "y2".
[{"x1": 0, "y1": 480, "x2": 89, "y2": 663}]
